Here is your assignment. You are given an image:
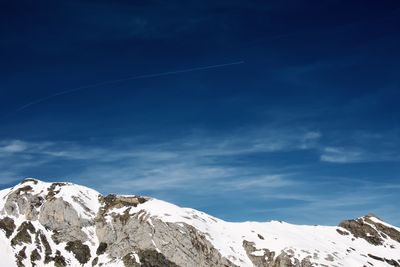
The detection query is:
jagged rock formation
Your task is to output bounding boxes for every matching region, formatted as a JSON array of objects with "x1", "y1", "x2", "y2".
[{"x1": 1, "y1": 178, "x2": 400, "y2": 267}]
